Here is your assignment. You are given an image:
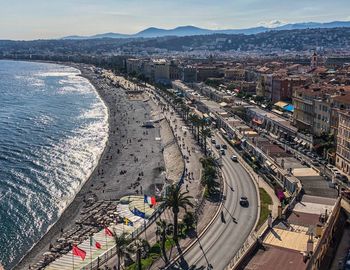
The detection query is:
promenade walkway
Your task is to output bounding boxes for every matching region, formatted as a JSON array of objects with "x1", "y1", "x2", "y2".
[{"x1": 102, "y1": 82, "x2": 219, "y2": 269}]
